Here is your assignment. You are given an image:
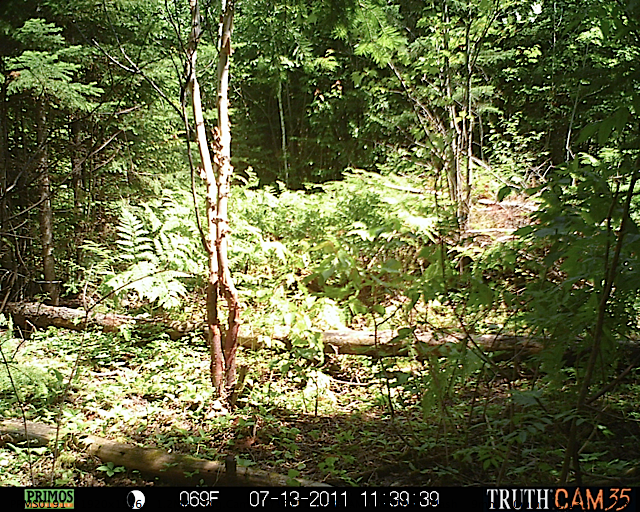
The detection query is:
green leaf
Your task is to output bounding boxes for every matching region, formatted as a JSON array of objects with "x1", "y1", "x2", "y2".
[
  {"x1": 372, "y1": 304, "x2": 386, "y2": 315},
  {"x1": 497, "y1": 186, "x2": 513, "y2": 202},
  {"x1": 598, "y1": 122, "x2": 613, "y2": 145},
  {"x1": 576, "y1": 122, "x2": 599, "y2": 144},
  {"x1": 236, "y1": 457, "x2": 255, "y2": 468},
  {"x1": 612, "y1": 106, "x2": 629, "y2": 134},
  {"x1": 468, "y1": 281, "x2": 494, "y2": 307},
  {"x1": 382, "y1": 259, "x2": 402, "y2": 272}
]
